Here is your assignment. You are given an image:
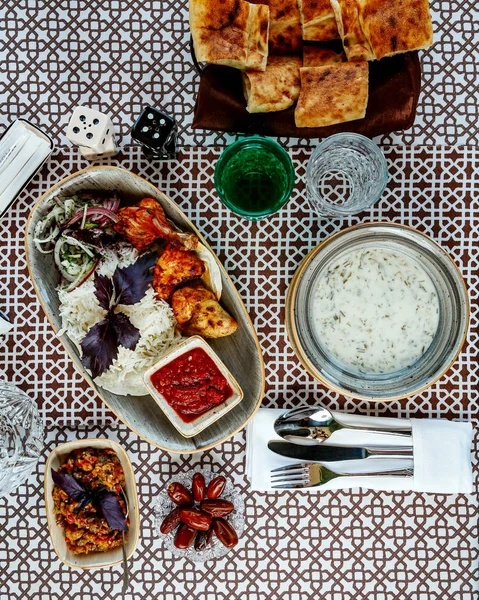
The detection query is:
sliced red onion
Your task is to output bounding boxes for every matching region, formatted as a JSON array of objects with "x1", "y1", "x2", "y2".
[
  {"x1": 64, "y1": 207, "x2": 119, "y2": 228},
  {"x1": 104, "y1": 196, "x2": 120, "y2": 213}
]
